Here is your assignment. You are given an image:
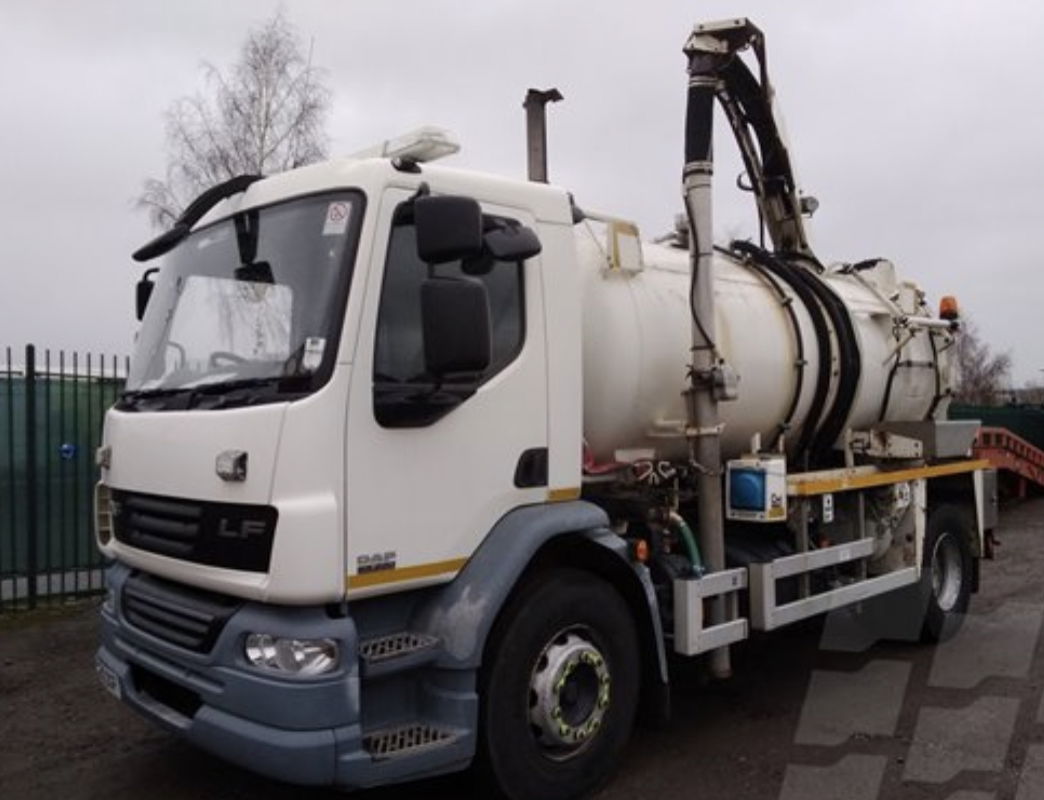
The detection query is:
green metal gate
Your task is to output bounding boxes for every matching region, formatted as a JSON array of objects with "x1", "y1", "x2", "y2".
[{"x1": 1, "y1": 344, "x2": 128, "y2": 611}]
